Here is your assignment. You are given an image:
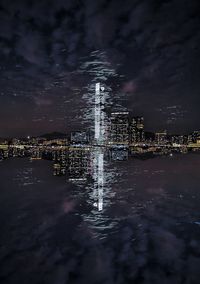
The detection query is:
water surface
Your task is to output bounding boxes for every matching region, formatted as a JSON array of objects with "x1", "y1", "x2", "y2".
[{"x1": 0, "y1": 154, "x2": 200, "y2": 284}]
